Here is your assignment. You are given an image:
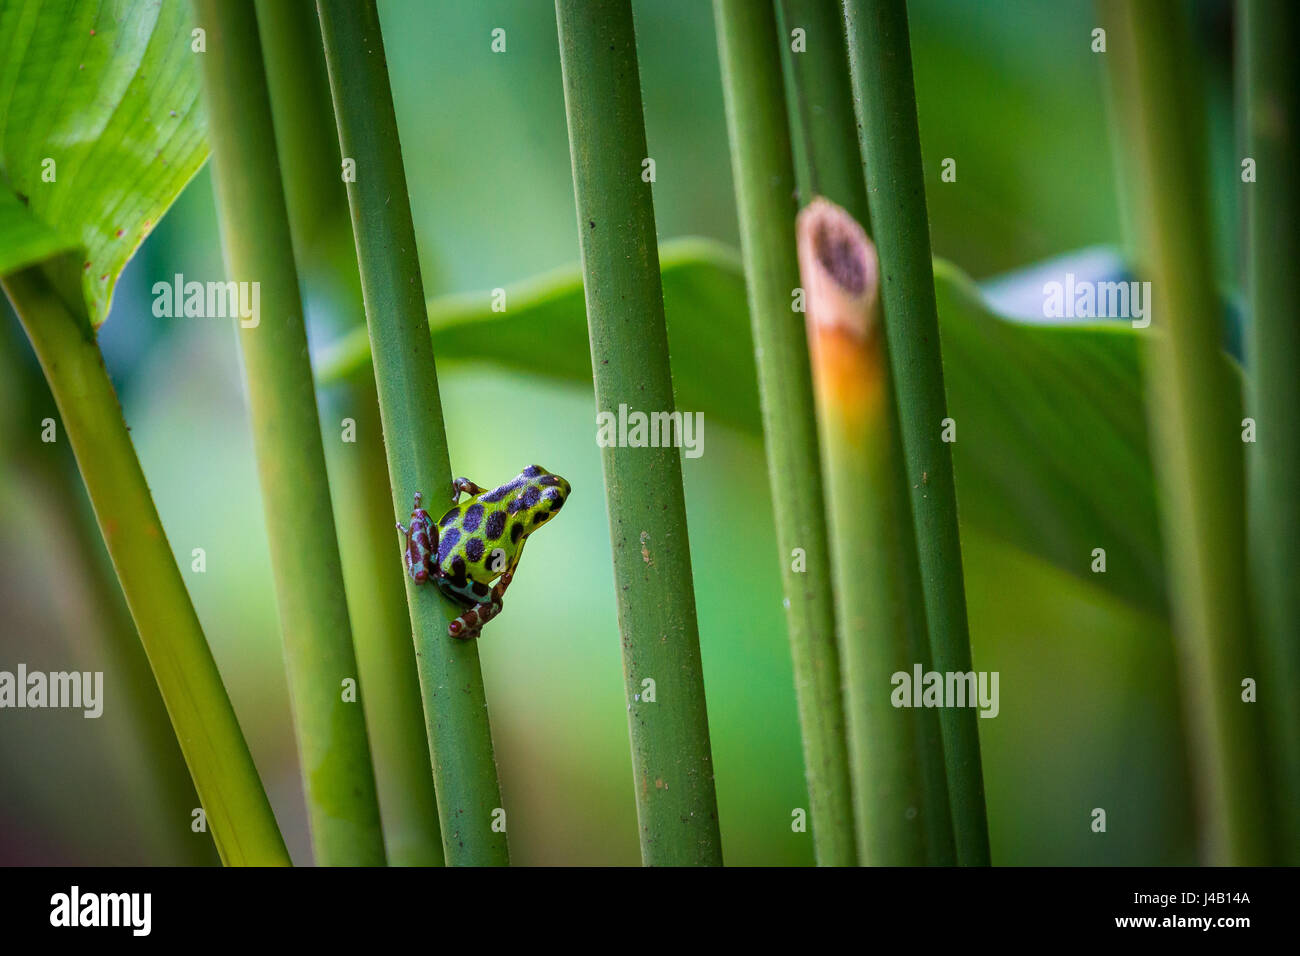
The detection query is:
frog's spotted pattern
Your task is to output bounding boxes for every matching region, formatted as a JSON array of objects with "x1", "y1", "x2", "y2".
[
  {"x1": 463, "y1": 503, "x2": 484, "y2": 533},
  {"x1": 437, "y1": 527, "x2": 461, "y2": 564},
  {"x1": 396, "y1": 465, "x2": 570, "y2": 639}
]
